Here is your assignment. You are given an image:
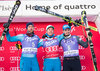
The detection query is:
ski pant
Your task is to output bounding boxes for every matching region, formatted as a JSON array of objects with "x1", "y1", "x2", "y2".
[
  {"x1": 20, "y1": 56, "x2": 39, "y2": 71},
  {"x1": 43, "y1": 58, "x2": 61, "y2": 71},
  {"x1": 63, "y1": 56, "x2": 81, "y2": 71}
]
